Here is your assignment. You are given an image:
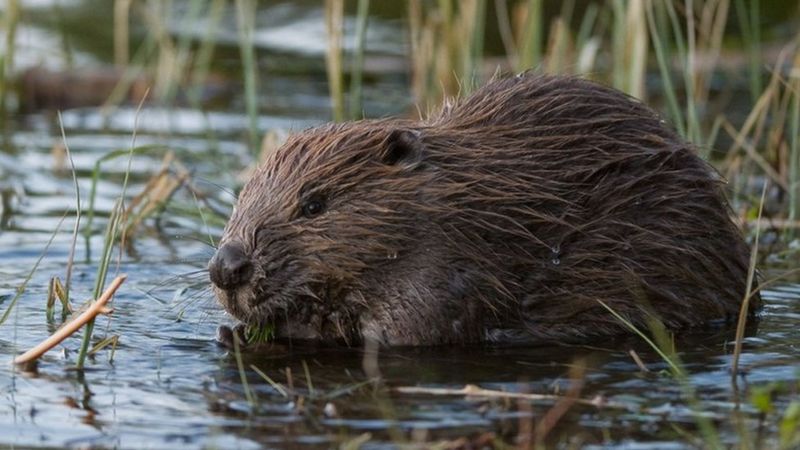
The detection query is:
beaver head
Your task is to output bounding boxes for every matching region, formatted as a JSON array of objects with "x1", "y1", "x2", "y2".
[{"x1": 208, "y1": 121, "x2": 458, "y2": 345}]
